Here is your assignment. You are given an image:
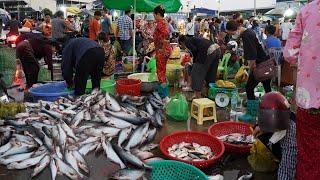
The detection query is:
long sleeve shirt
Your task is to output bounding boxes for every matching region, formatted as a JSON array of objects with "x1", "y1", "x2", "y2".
[
  {"x1": 61, "y1": 38, "x2": 100, "y2": 84},
  {"x1": 283, "y1": 0, "x2": 320, "y2": 109}
]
